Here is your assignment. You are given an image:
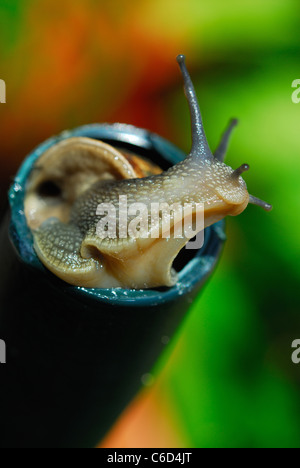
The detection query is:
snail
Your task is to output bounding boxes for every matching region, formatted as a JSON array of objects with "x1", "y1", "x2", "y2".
[{"x1": 24, "y1": 55, "x2": 271, "y2": 290}]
